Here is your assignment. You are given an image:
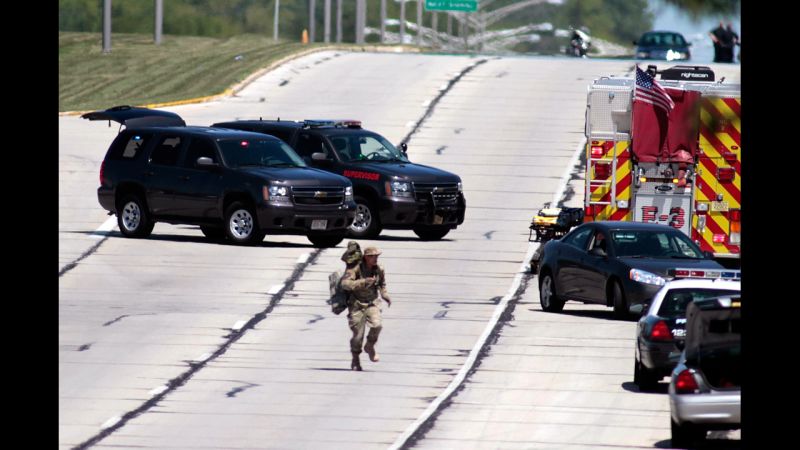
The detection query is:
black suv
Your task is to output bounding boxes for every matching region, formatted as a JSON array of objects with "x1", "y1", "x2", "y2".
[
  {"x1": 85, "y1": 106, "x2": 356, "y2": 247},
  {"x1": 211, "y1": 119, "x2": 466, "y2": 240}
]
